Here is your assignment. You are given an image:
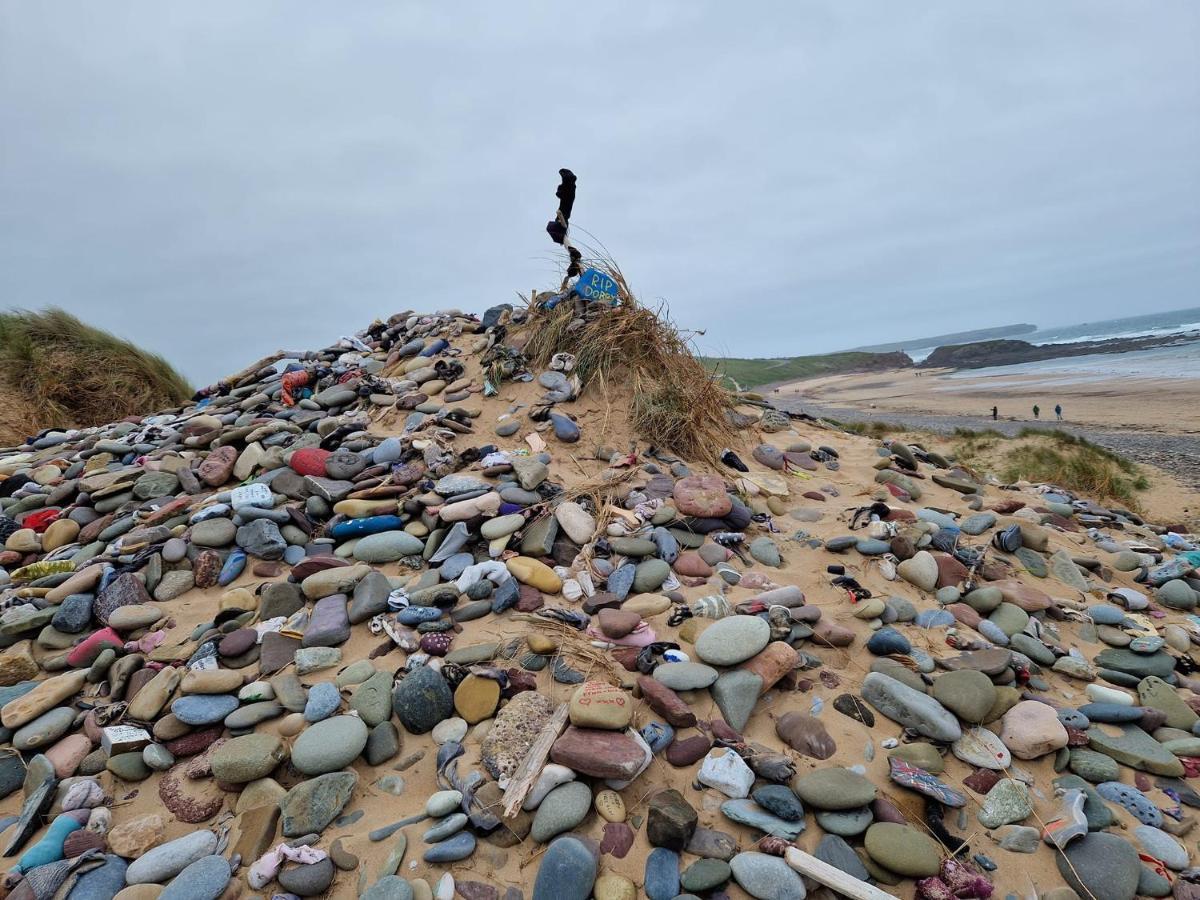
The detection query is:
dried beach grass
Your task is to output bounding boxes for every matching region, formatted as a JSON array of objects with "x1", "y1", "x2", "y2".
[
  {"x1": 522, "y1": 259, "x2": 736, "y2": 466},
  {"x1": 0, "y1": 307, "x2": 192, "y2": 435}
]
